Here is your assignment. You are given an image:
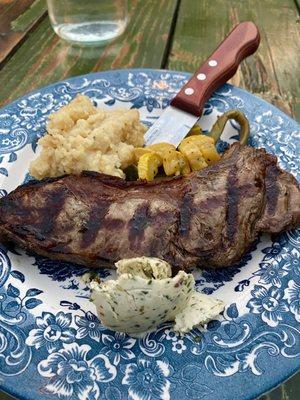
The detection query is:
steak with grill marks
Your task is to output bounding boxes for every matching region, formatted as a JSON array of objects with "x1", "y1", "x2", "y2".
[{"x1": 0, "y1": 143, "x2": 299, "y2": 270}]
